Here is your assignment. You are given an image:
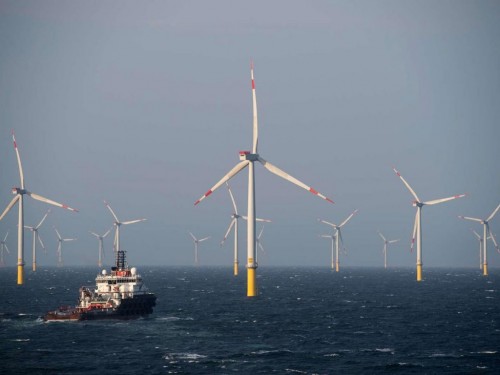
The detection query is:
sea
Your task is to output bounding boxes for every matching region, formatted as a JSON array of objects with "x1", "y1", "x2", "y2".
[{"x1": 1, "y1": 266, "x2": 499, "y2": 374}]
